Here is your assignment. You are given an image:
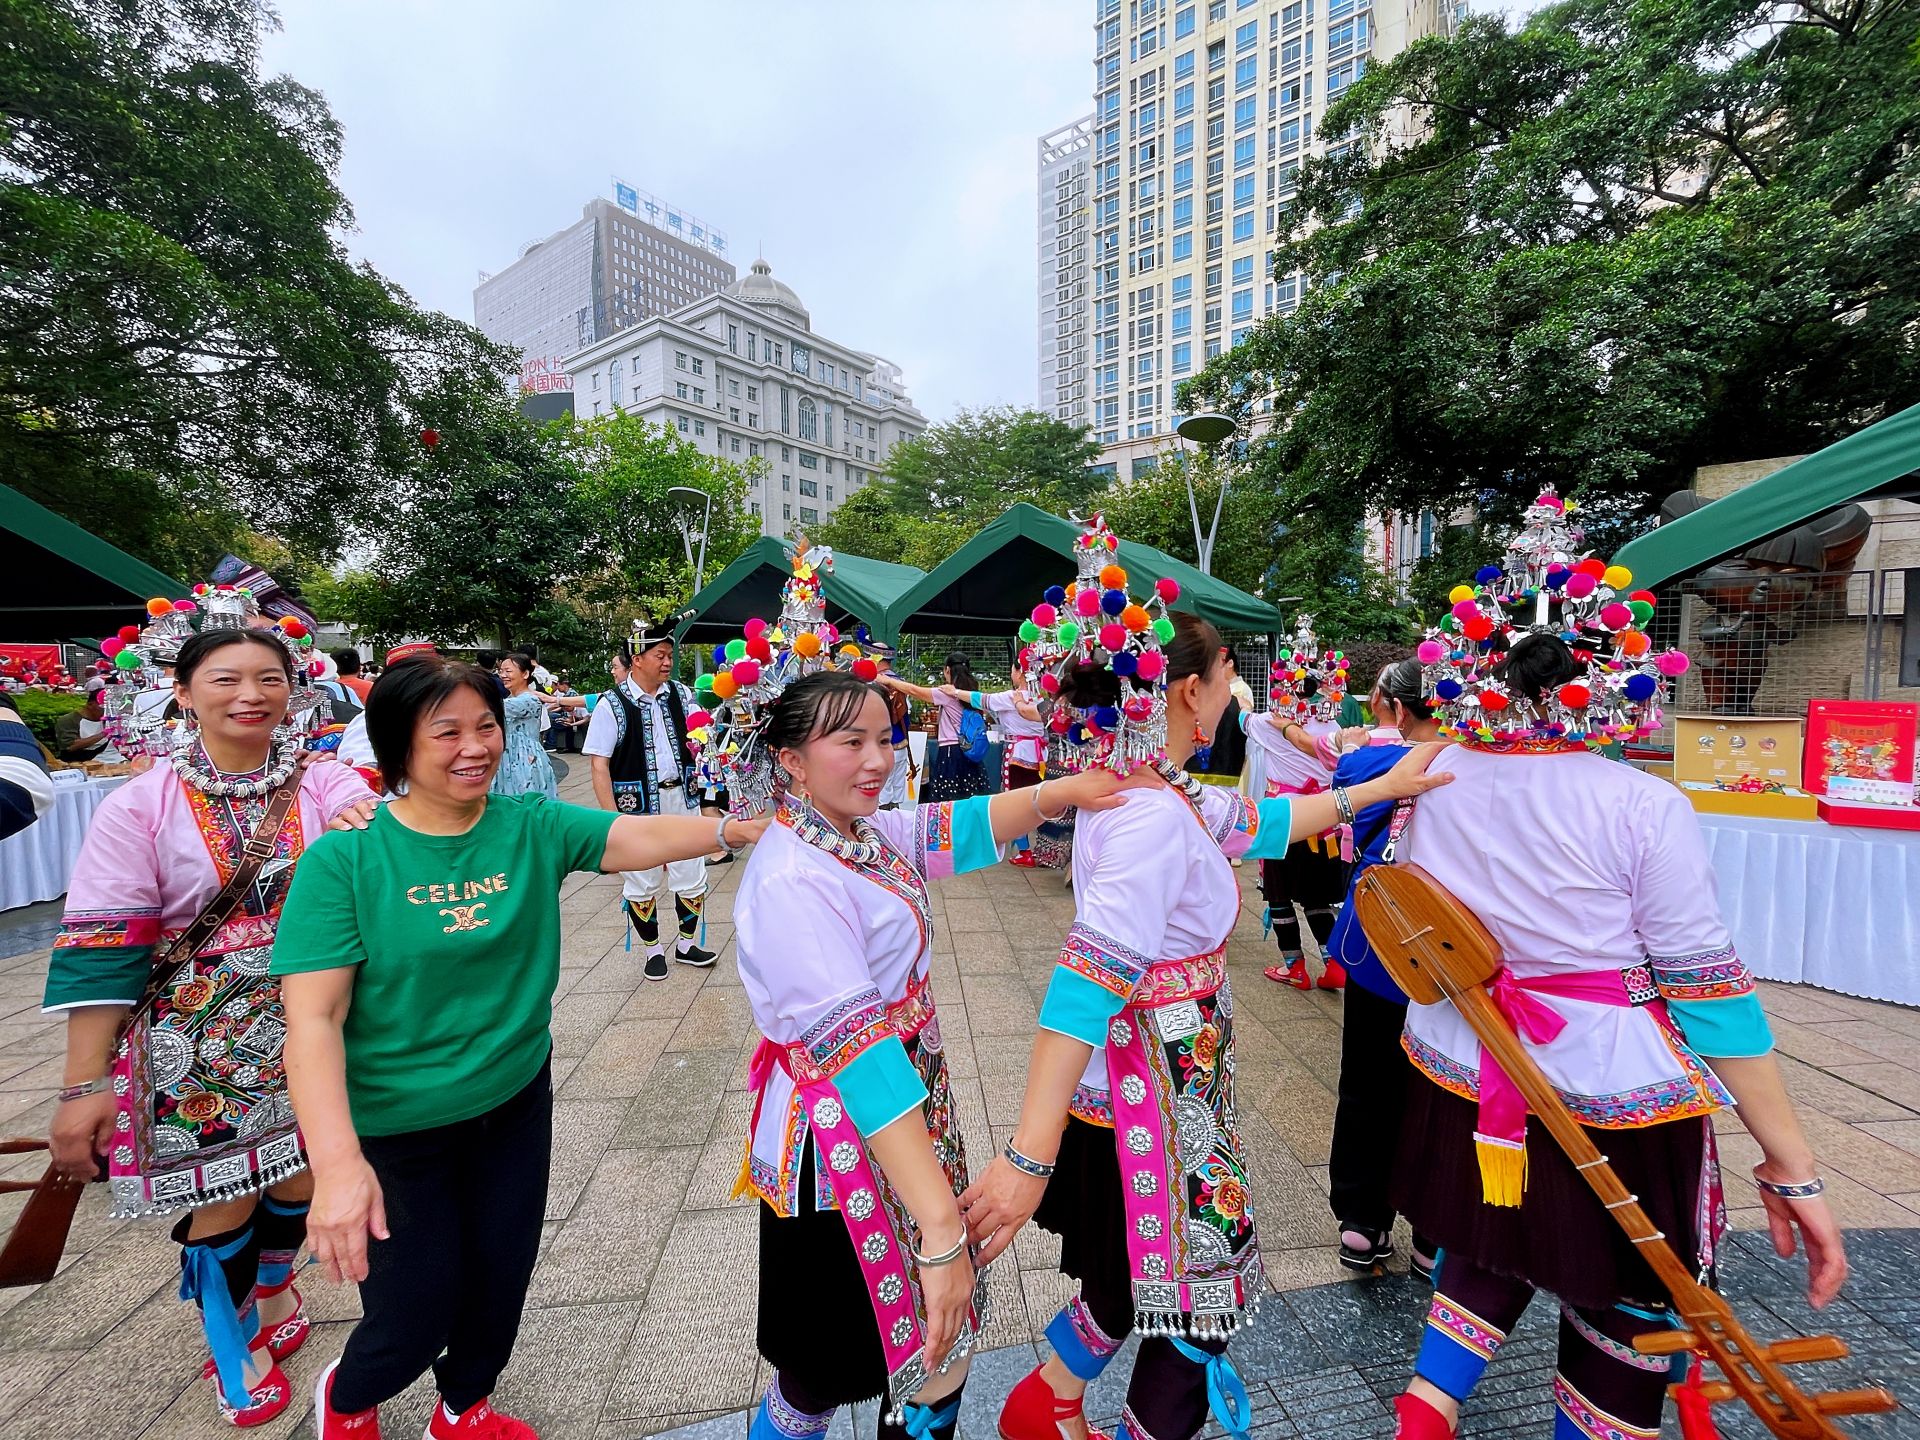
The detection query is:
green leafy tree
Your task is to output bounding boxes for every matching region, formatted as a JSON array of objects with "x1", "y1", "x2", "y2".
[
  {"x1": 882, "y1": 406, "x2": 1106, "y2": 523},
  {"x1": 1, "y1": 0, "x2": 509, "y2": 570},
  {"x1": 1185, "y1": 0, "x2": 1920, "y2": 540},
  {"x1": 809, "y1": 482, "x2": 970, "y2": 572}
]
